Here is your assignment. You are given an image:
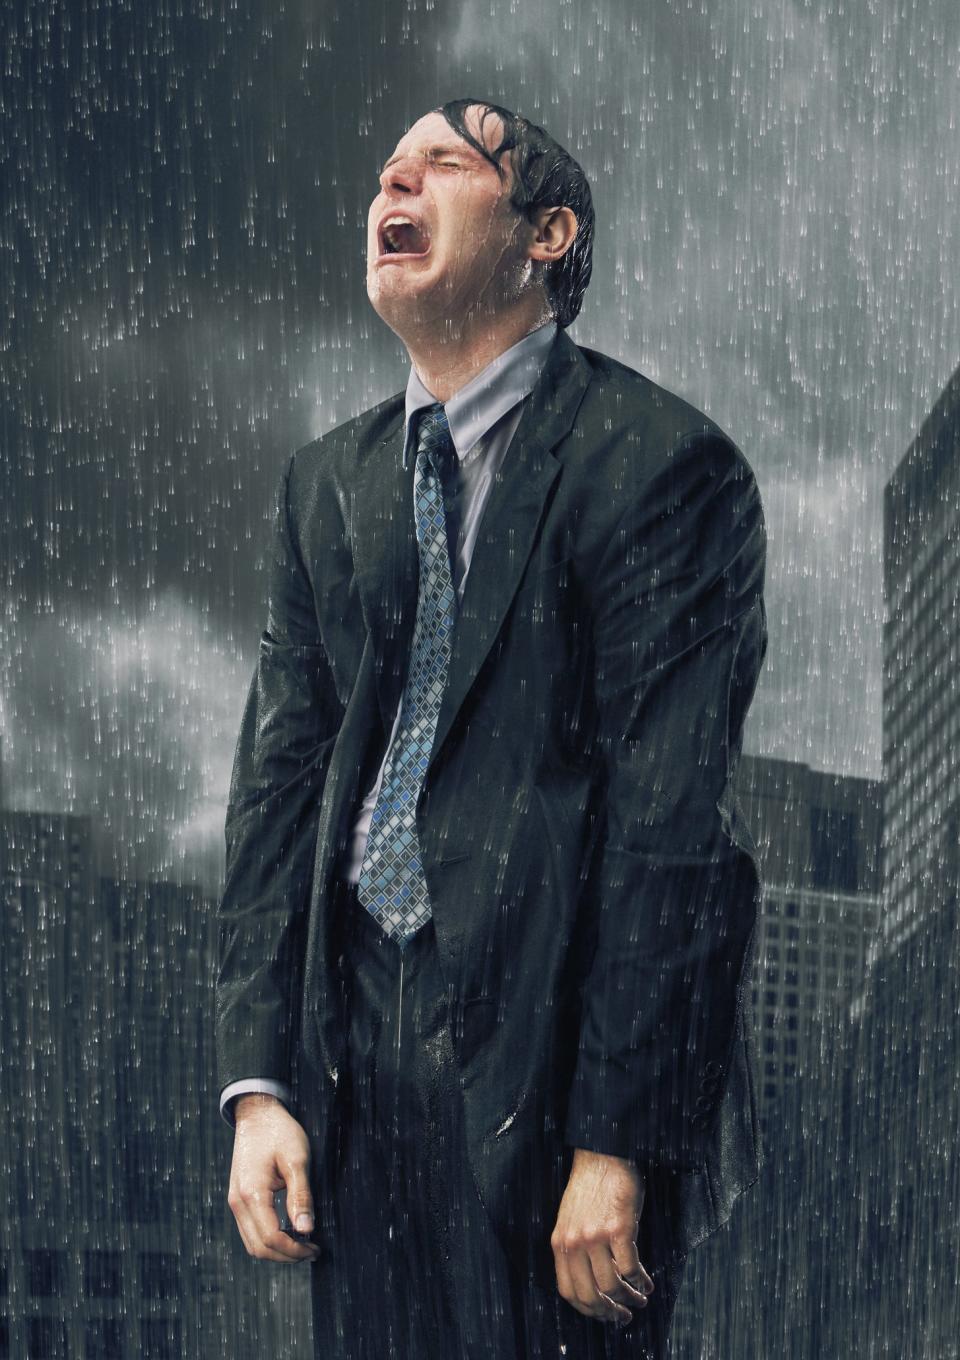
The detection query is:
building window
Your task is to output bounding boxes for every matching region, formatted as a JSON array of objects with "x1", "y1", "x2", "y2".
[
  {"x1": 26, "y1": 1317, "x2": 68, "y2": 1359},
  {"x1": 138, "y1": 1253, "x2": 179, "y2": 1302},
  {"x1": 810, "y1": 806, "x2": 860, "y2": 891},
  {"x1": 197, "y1": 1258, "x2": 223, "y2": 1300},
  {"x1": 84, "y1": 1250, "x2": 122, "y2": 1299},
  {"x1": 84, "y1": 1316, "x2": 126, "y2": 1359},
  {"x1": 139, "y1": 1317, "x2": 182, "y2": 1359},
  {"x1": 25, "y1": 1249, "x2": 67, "y2": 1298}
]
